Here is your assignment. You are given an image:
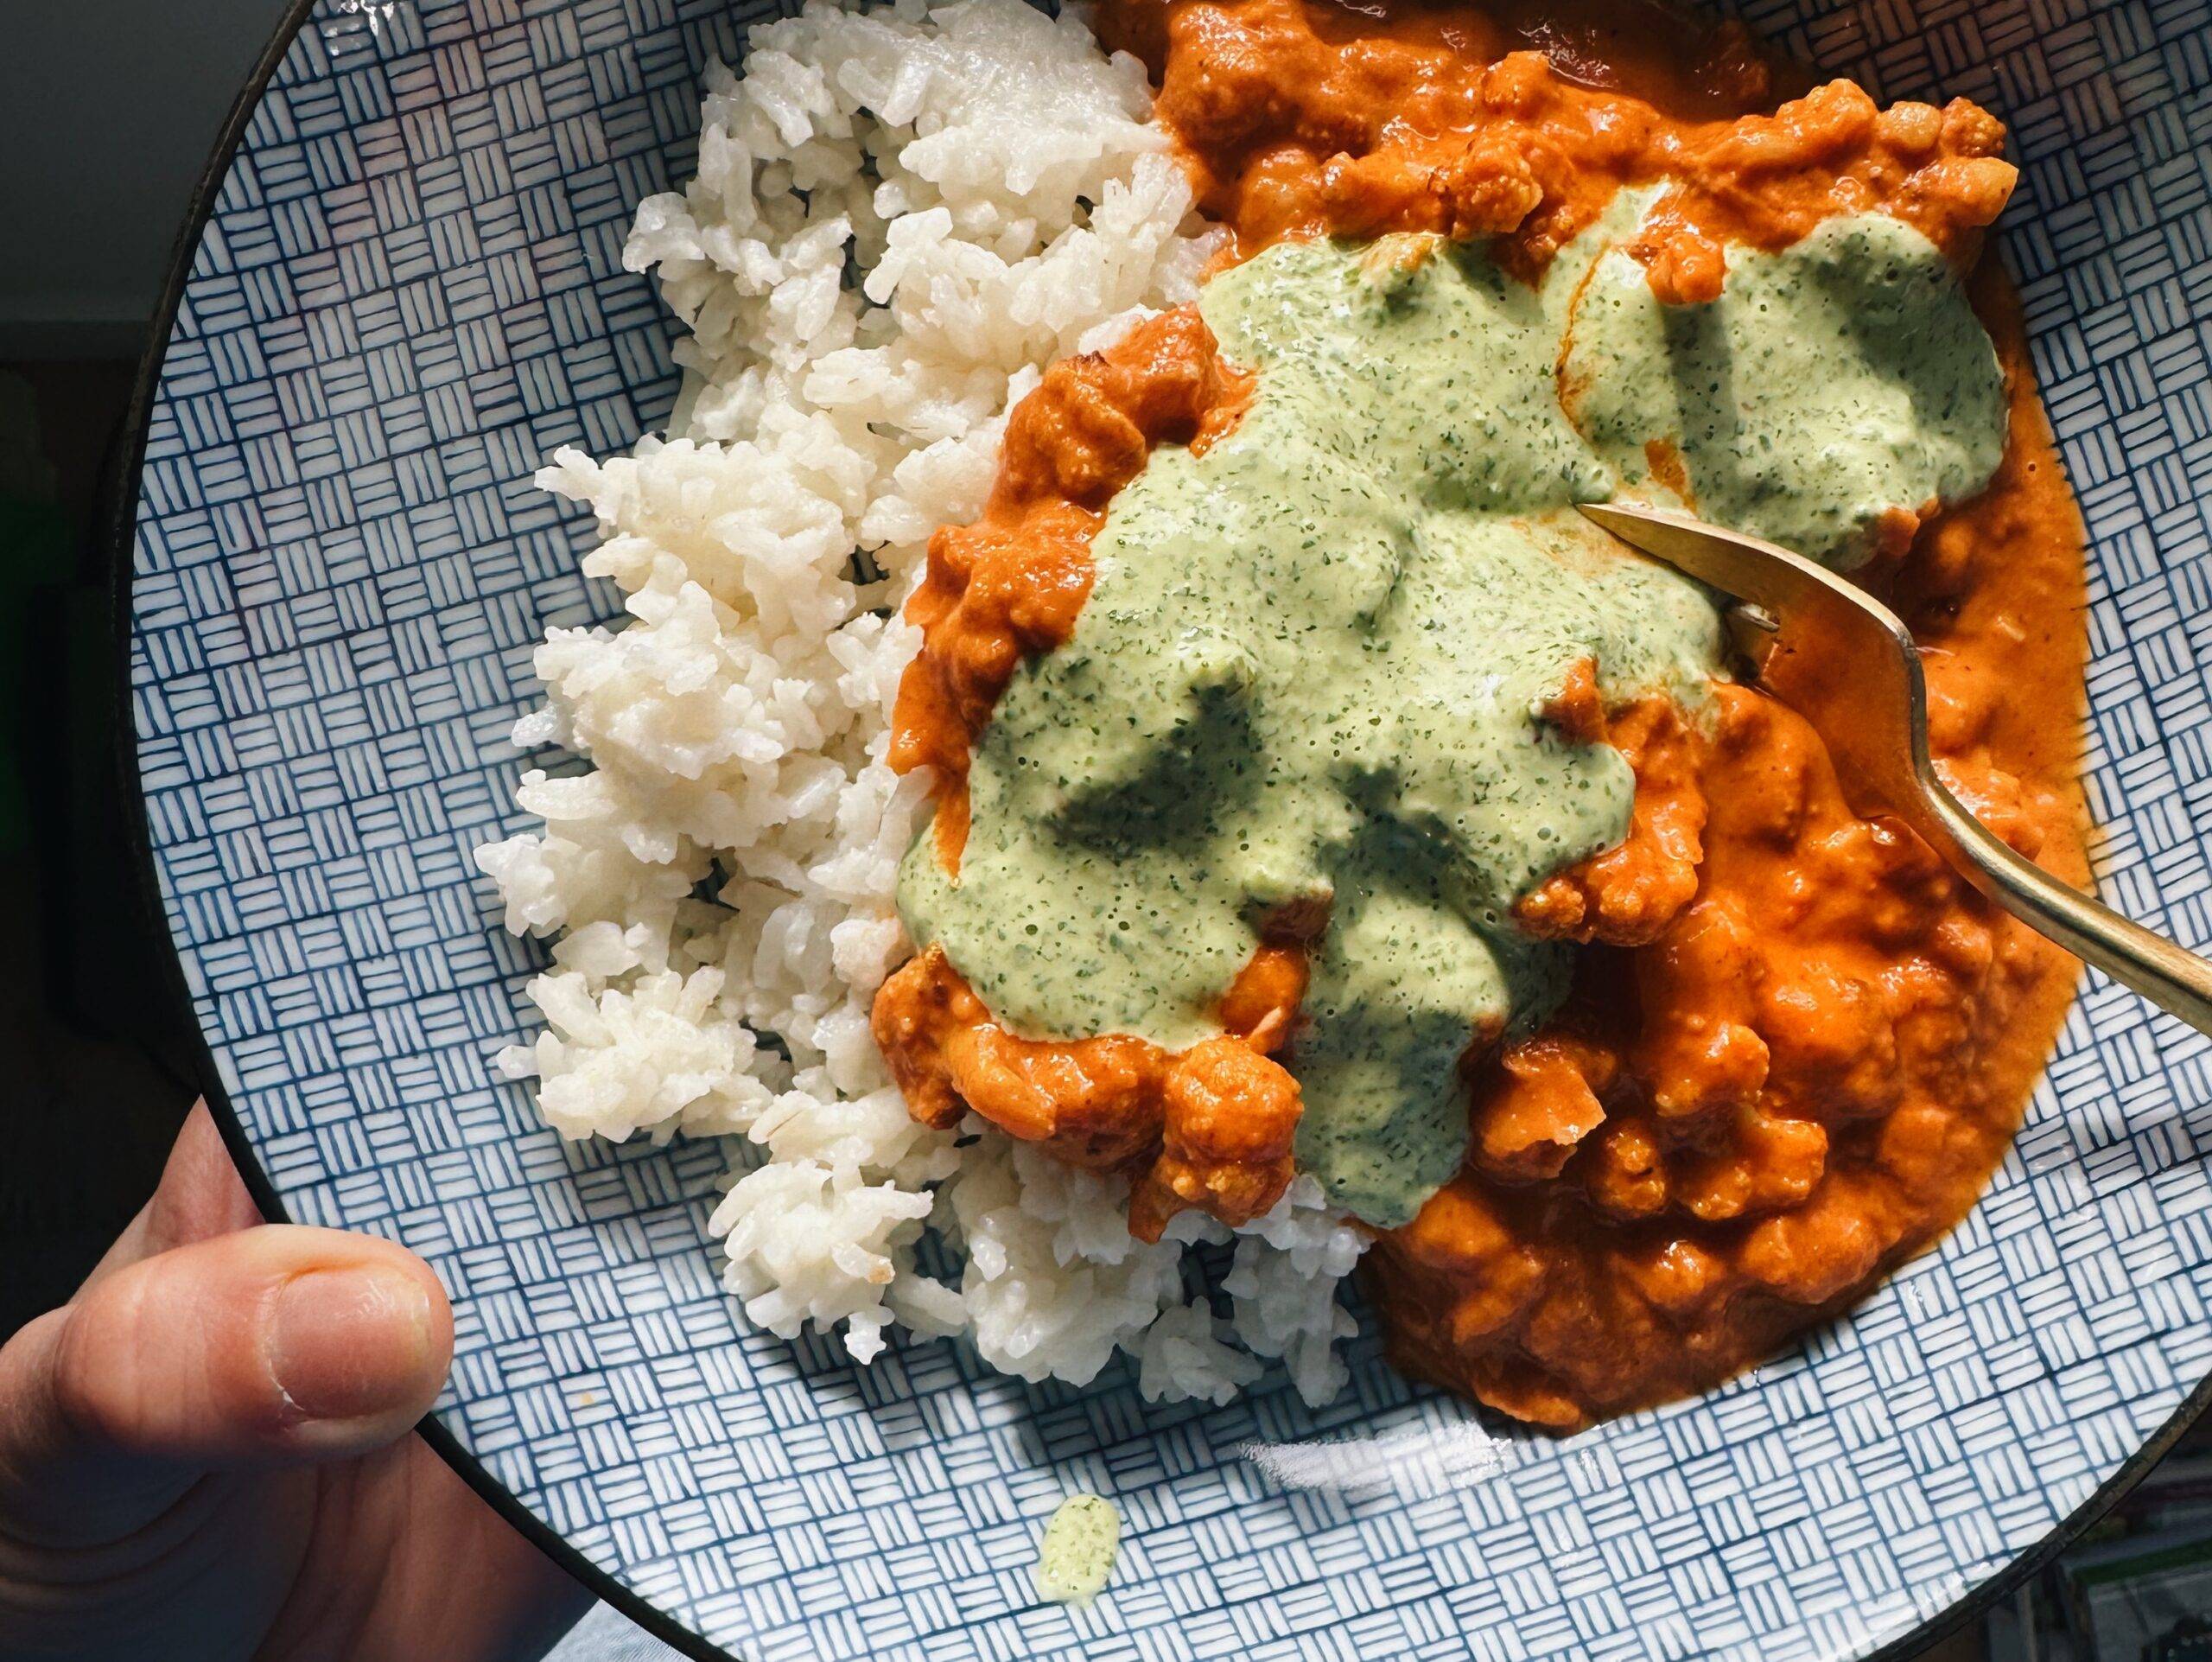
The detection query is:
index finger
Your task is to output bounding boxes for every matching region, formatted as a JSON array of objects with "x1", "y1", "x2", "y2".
[{"x1": 78, "y1": 1100, "x2": 262, "y2": 1296}]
